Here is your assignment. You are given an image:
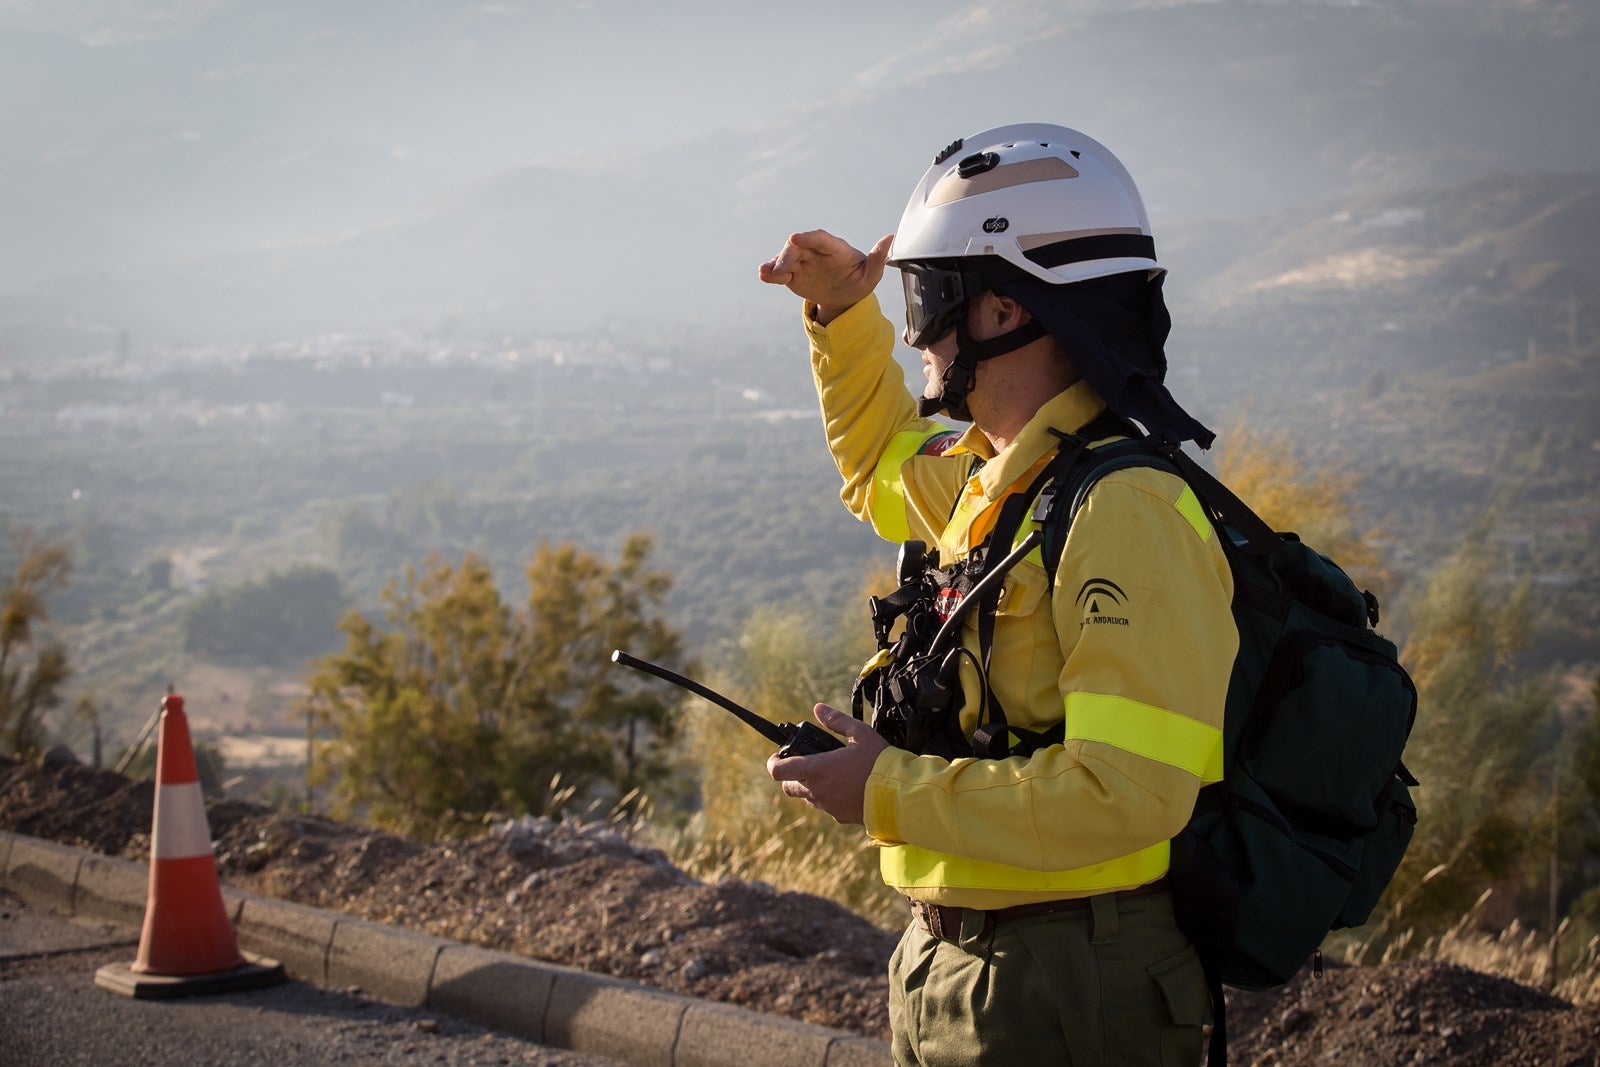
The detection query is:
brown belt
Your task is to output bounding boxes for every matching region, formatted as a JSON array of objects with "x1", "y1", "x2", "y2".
[{"x1": 909, "y1": 878, "x2": 1171, "y2": 942}]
